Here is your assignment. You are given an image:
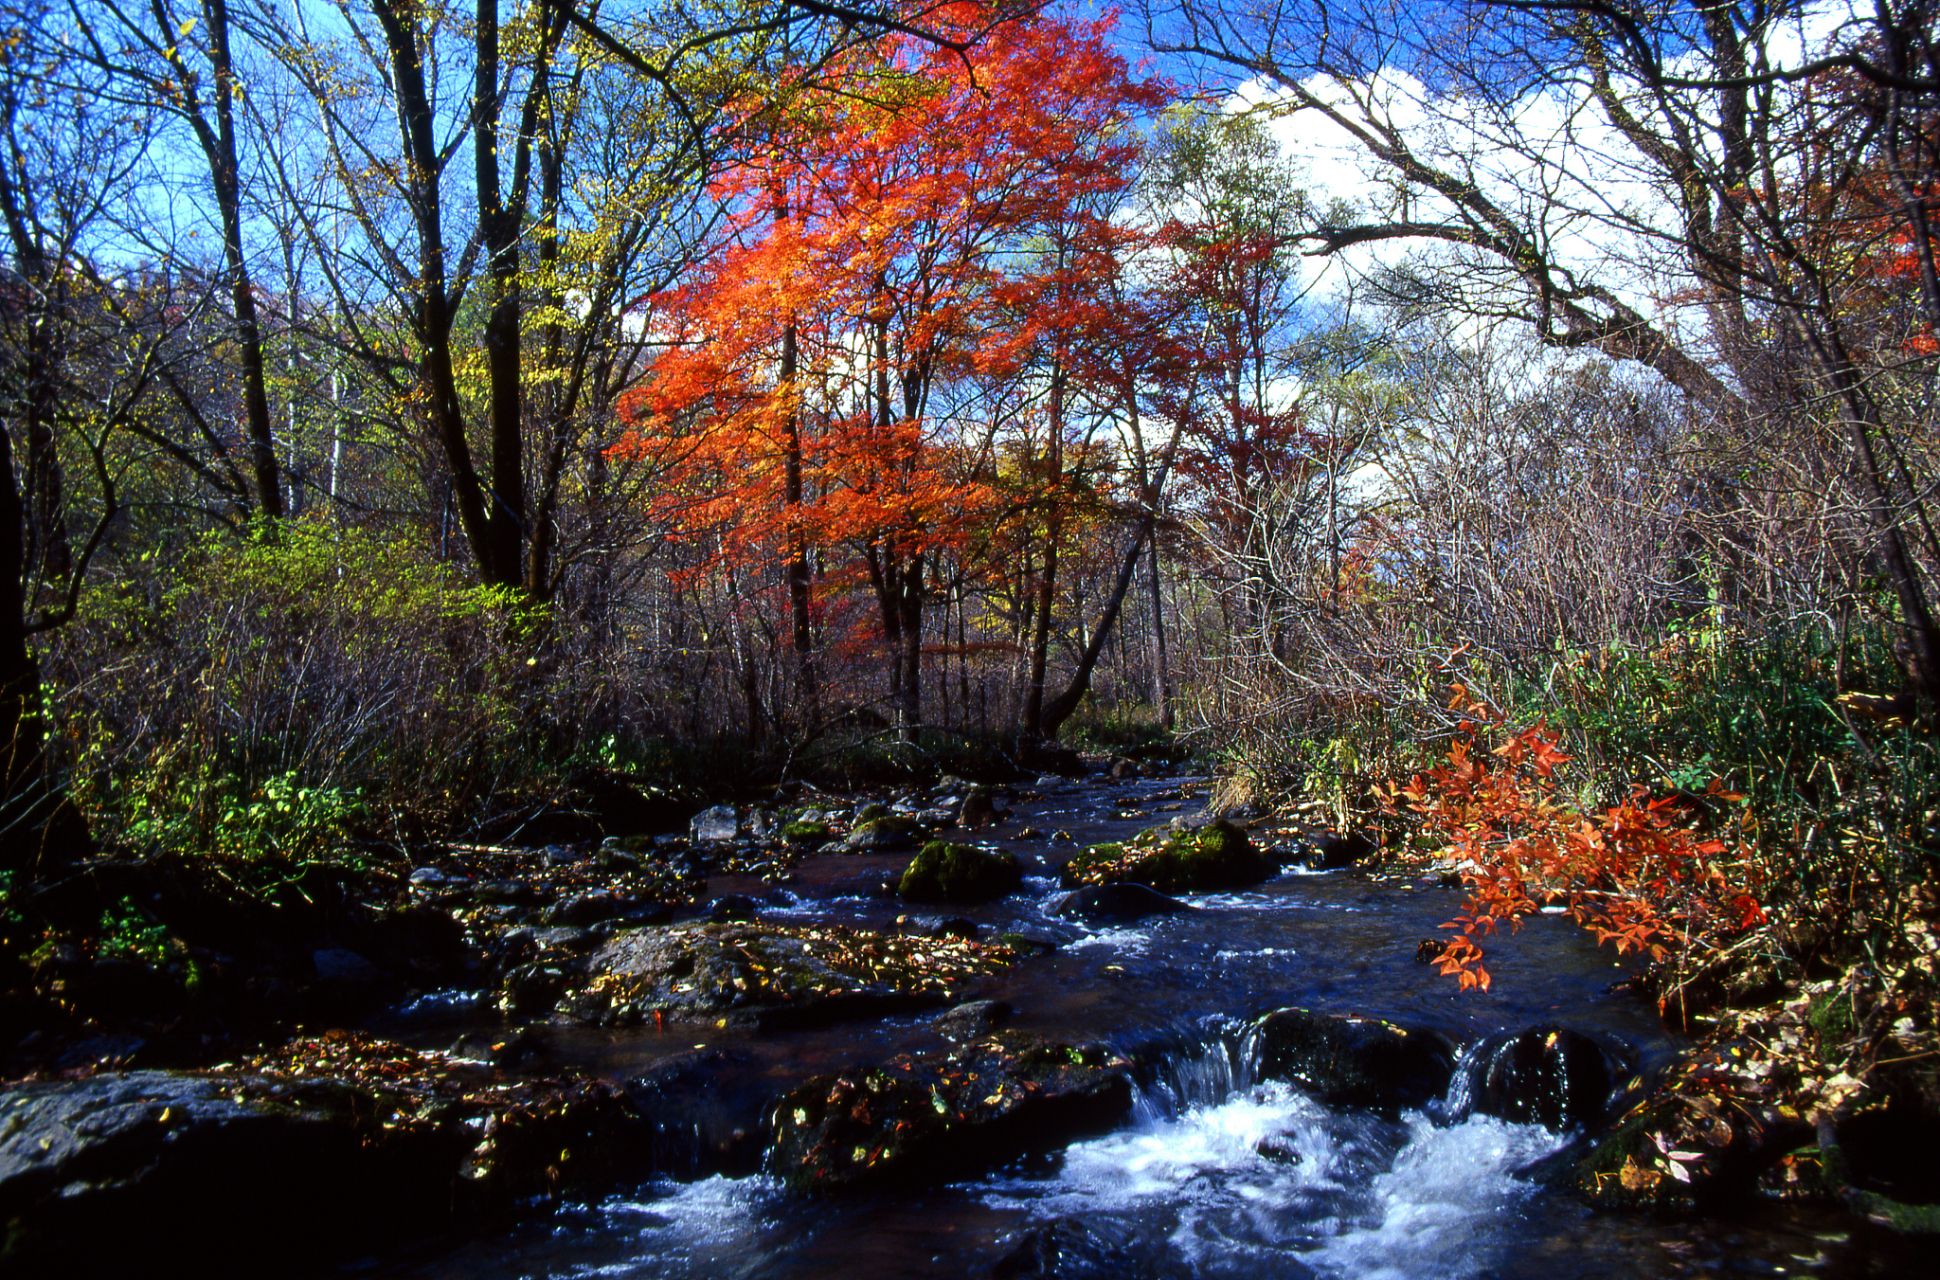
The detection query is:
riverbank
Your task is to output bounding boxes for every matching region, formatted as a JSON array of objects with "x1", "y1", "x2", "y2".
[{"x1": 3, "y1": 762, "x2": 1935, "y2": 1275}]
